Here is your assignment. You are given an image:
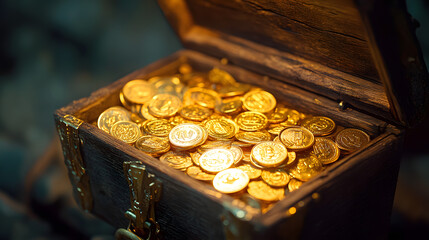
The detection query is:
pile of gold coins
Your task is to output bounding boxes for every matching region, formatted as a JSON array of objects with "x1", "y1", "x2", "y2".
[{"x1": 96, "y1": 64, "x2": 371, "y2": 211}]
